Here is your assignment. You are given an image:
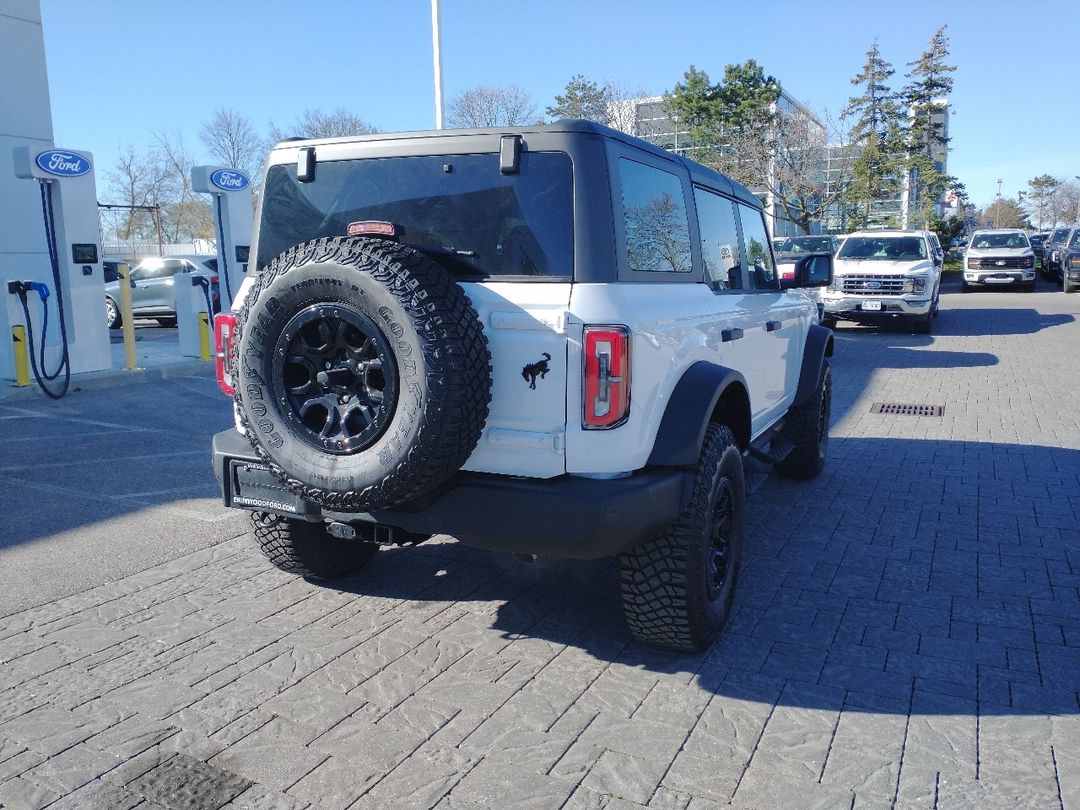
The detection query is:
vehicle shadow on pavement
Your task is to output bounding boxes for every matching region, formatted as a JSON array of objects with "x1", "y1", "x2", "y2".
[
  {"x1": 326, "y1": 435, "x2": 1079, "y2": 718},
  {"x1": 832, "y1": 309, "x2": 1073, "y2": 339}
]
